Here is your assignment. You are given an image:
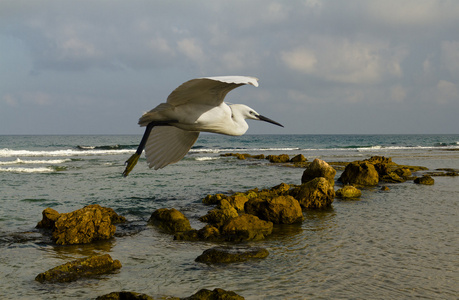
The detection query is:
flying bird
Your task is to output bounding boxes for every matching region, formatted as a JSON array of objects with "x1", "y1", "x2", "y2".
[{"x1": 123, "y1": 76, "x2": 283, "y2": 176}]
